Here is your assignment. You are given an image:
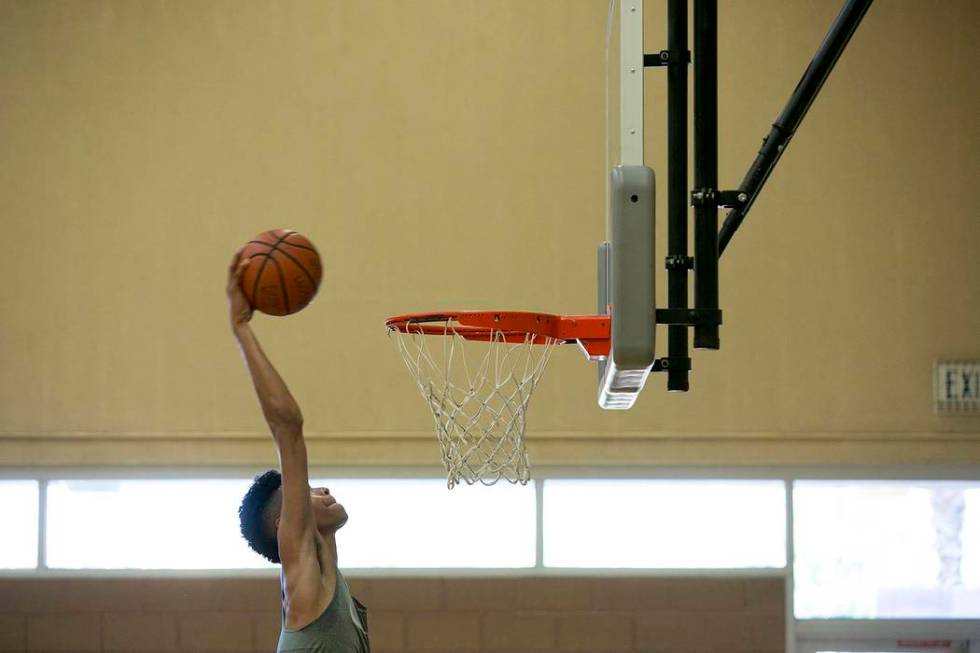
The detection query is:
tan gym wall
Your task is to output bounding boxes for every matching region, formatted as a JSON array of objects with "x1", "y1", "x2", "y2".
[{"x1": 1, "y1": 0, "x2": 978, "y2": 469}]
